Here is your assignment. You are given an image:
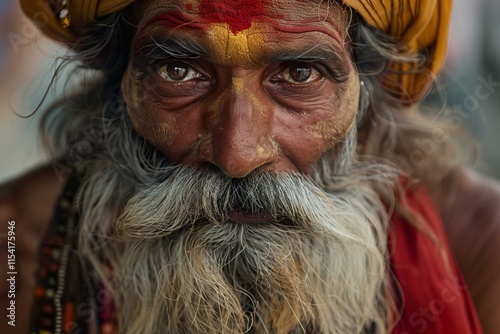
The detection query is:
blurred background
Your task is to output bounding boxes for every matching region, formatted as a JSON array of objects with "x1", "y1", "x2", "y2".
[
  {"x1": 432, "y1": 0, "x2": 500, "y2": 179},
  {"x1": 0, "y1": 0, "x2": 65, "y2": 183},
  {"x1": 0, "y1": 0, "x2": 499, "y2": 183}
]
